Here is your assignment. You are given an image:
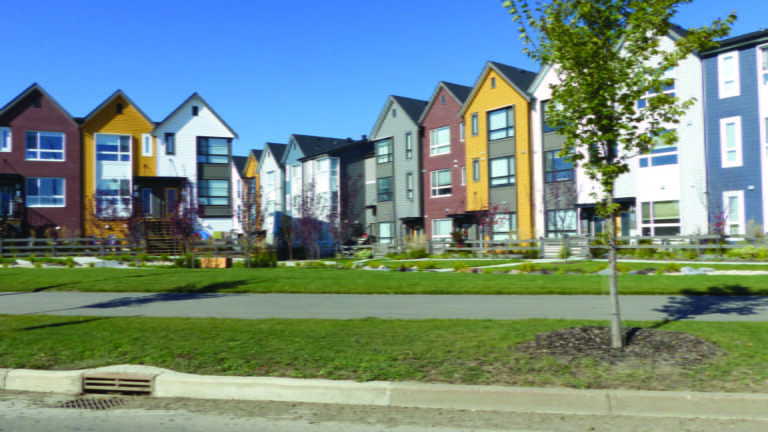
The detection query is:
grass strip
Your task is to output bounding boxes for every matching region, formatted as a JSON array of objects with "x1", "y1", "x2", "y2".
[{"x1": 1, "y1": 314, "x2": 766, "y2": 392}]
